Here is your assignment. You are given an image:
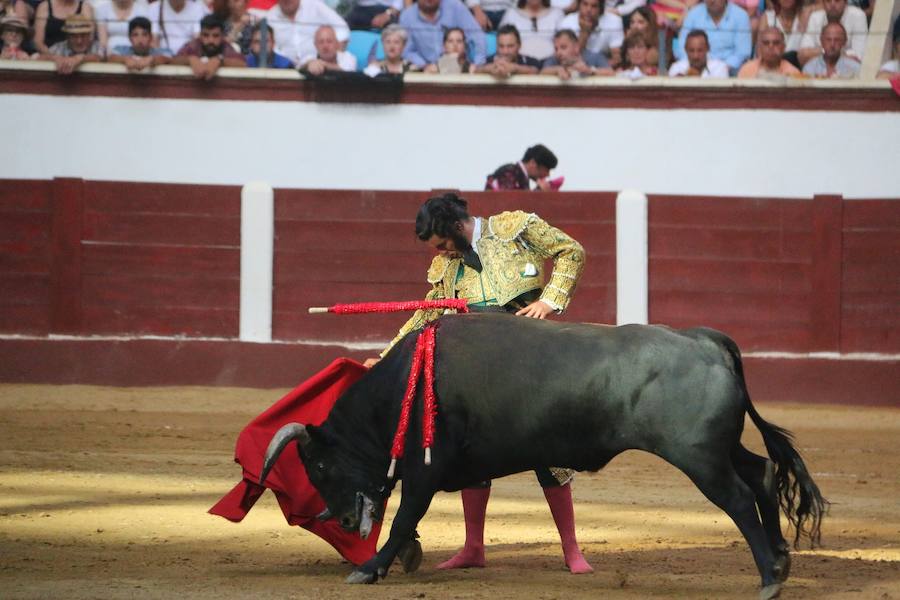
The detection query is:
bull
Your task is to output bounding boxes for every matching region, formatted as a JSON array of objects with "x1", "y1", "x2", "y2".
[{"x1": 261, "y1": 313, "x2": 826, "y2": 599}]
